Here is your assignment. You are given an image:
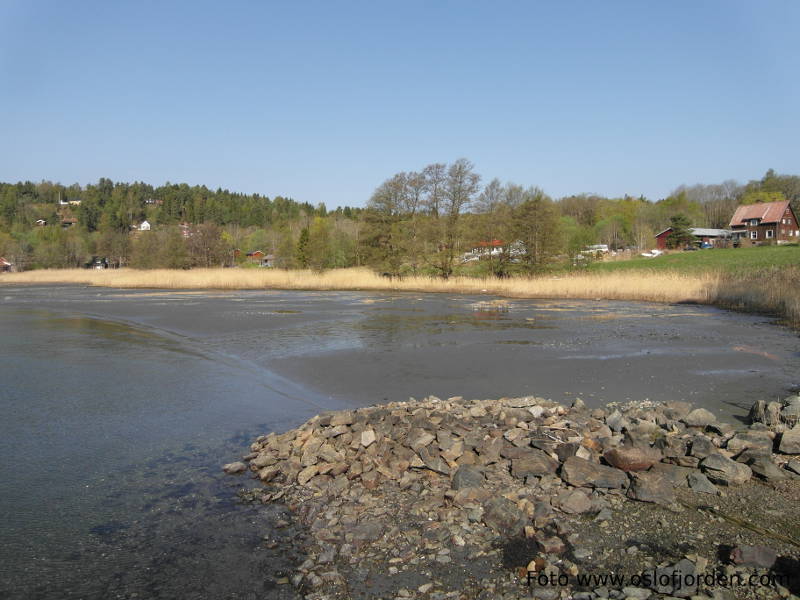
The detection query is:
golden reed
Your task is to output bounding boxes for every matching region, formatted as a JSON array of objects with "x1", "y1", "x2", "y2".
[
  {"x1": 1, "y1": 267, "x2": 718, "y2": 303},
  {"x1": 4, "y1": 266, "x2": 798, "y2": 326}
]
